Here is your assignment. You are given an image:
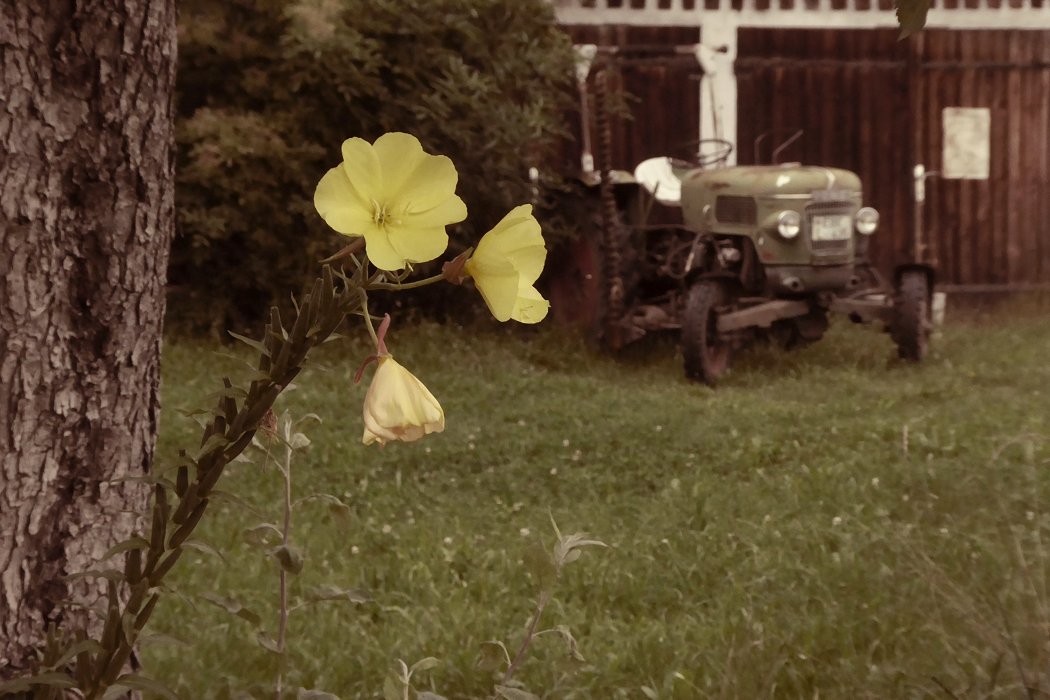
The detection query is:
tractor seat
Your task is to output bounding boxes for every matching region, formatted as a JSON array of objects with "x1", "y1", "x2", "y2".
[{"x1": 633, "y1": 157, "x2": 682, "y2": 206}]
